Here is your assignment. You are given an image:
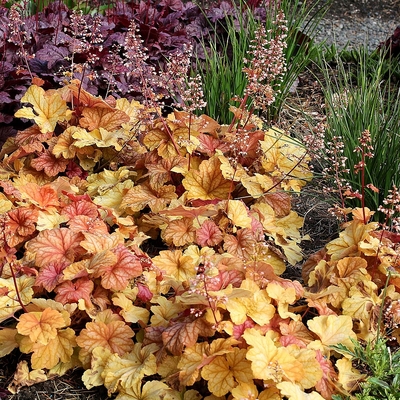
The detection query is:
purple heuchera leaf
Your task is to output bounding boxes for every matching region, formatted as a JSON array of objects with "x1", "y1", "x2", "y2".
[{"x1": 36, "y1": 43, "x2": 70, "y2": 69}]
